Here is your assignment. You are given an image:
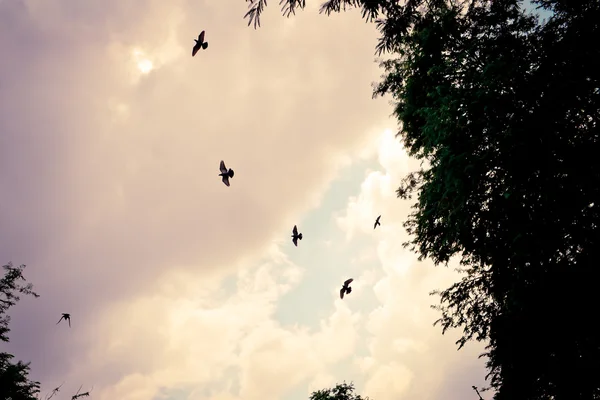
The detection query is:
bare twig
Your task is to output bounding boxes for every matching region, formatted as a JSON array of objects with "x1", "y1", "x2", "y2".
[
  {"x1": 472, "y1": 386, "x2": 484, "y2": 400},
  {"x1": 71, "y1": 384, "x2": 93, "y2": 399},
  {"x1": 43, "y1": 382, "x2": 64, "y2": 400}
]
